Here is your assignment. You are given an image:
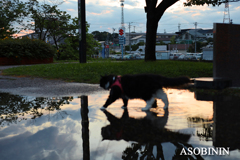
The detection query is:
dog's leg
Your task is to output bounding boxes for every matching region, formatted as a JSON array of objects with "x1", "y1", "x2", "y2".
[
  {"x1": 100, "y1": 86, "x2": 121, "y2": 110},
  {"x1": 121, "y1": 97, "x2": 128, "y2": 109},
  {"x1": 142, "y1": 97, "x2": 155, "y2": 111},
  {"x1": 155, "y1": 89, "x2": 169, "y2": 109}
]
